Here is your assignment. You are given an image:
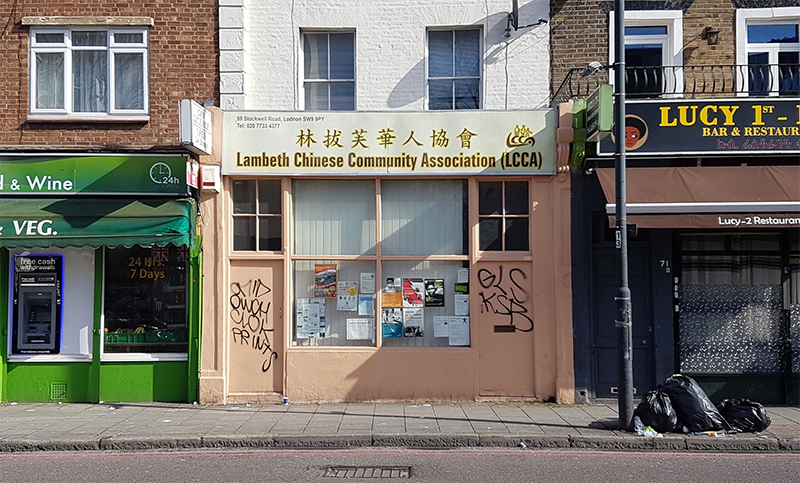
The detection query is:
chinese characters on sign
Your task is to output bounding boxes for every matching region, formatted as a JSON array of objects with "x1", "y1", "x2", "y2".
[{"x1": 222, "y1": 111, "x2": 557, "y2": 175}]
